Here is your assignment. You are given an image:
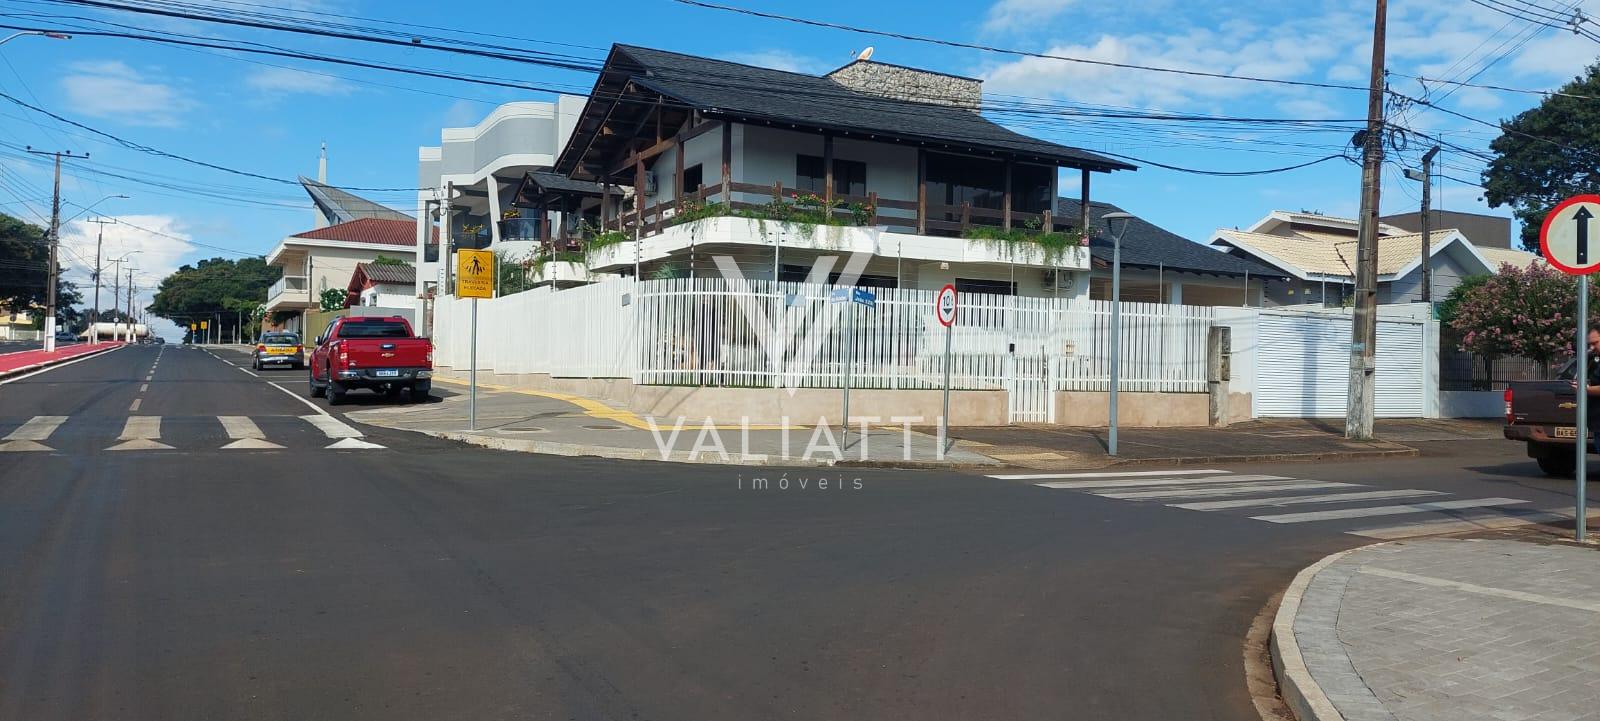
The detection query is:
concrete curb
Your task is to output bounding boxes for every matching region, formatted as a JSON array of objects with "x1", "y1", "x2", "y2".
[
  {"x1": 1097, "y1": 447, "x2": 1419, "y2": 469},
  {"x1": 389, "y1": 426, "x2": 998, "y2": 469},
  {"x1": 0, "y1": 343, "x2": 123, "y2": 380},
  {"x1": 1270, "y1": 544, "x2": 1381, "y2": 721}
]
